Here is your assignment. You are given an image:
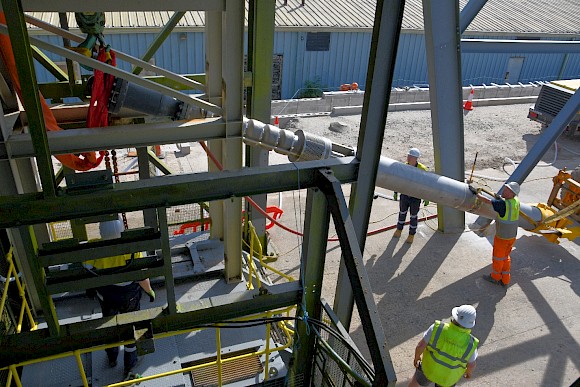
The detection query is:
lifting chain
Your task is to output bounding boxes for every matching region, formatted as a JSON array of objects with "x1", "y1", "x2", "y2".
[{"x1": 104, "y1": 150, "x2": 129, "y2": 230}]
